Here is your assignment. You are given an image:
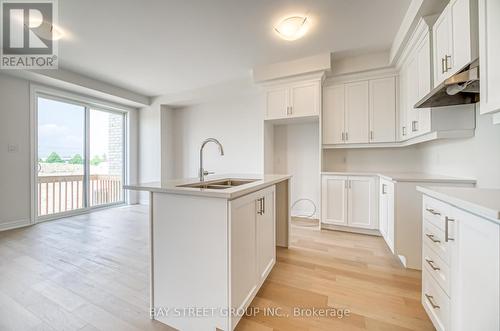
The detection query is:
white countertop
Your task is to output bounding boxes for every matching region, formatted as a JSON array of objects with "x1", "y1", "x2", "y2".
[
  {"x1": 321, "y1": 171, "x2": 476, "y2": 184},
  {"x1": 124, "y1": 174, "x2": 291, "y2": 200},
  {"x1": 417, "y1": 186, "x2": 500, "y2": 222}
]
